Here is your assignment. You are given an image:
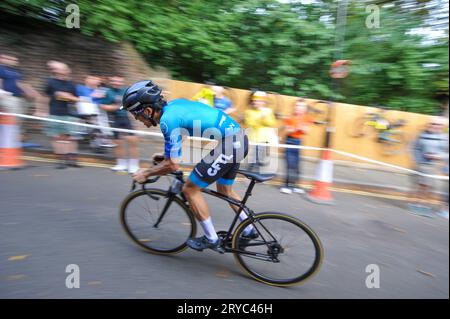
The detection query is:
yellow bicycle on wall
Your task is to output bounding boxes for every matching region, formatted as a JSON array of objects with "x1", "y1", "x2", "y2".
[{"x1": 348, "y1": 108, "x2": 408, "y2": 156}]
